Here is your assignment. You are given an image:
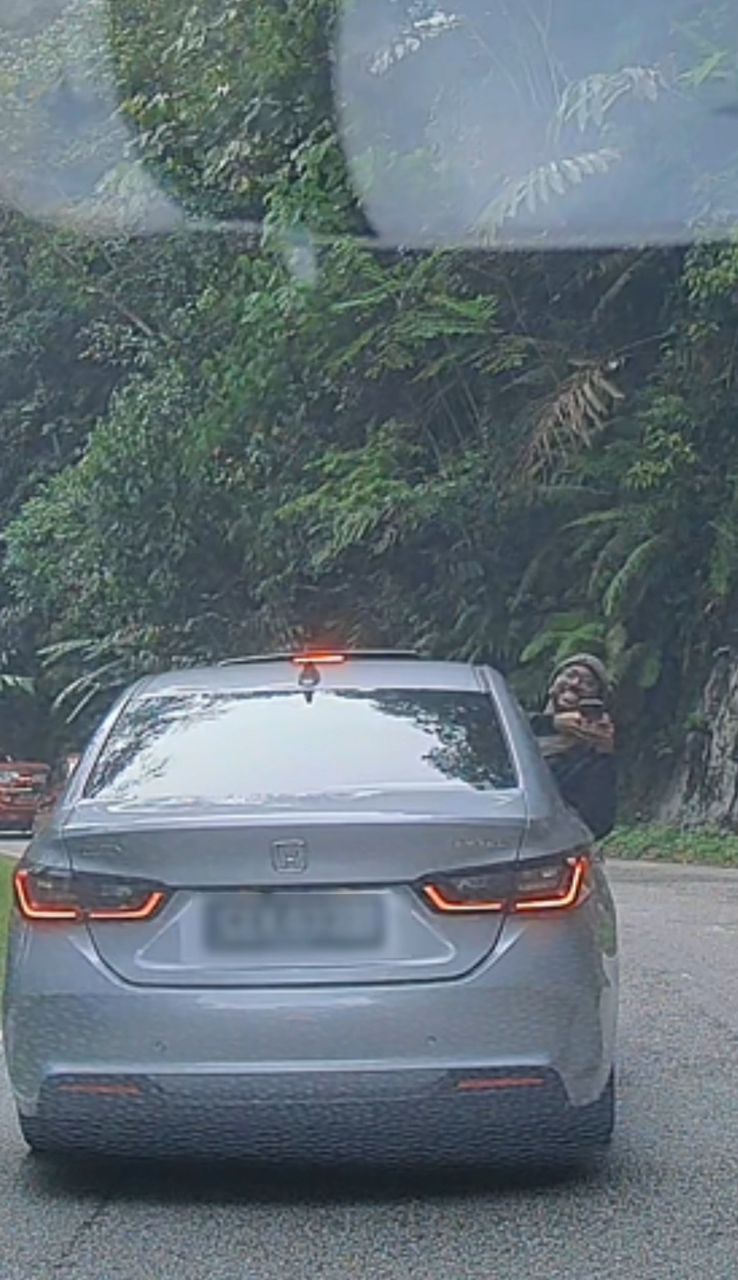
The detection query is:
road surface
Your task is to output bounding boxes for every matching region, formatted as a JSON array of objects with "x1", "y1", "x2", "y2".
[
  {"x1": 0, "y1": 860, "x2": 737, "y2": 1280},
  {"x1": 0, "y1": 837, "x2": 28, "y2": 860}
]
